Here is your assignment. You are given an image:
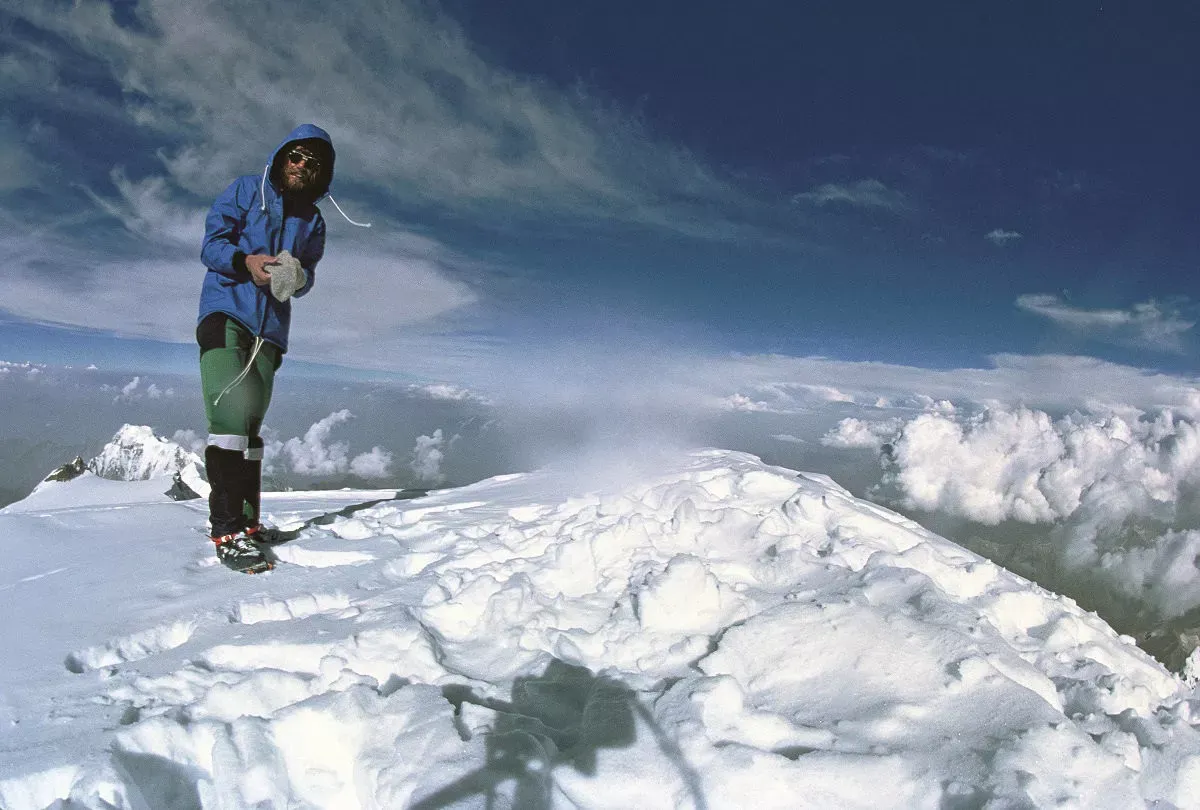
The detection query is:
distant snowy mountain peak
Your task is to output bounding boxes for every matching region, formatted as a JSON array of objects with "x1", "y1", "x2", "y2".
[{"x1": 87, "y1": 424, "x2": 201, "y2": 482}]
